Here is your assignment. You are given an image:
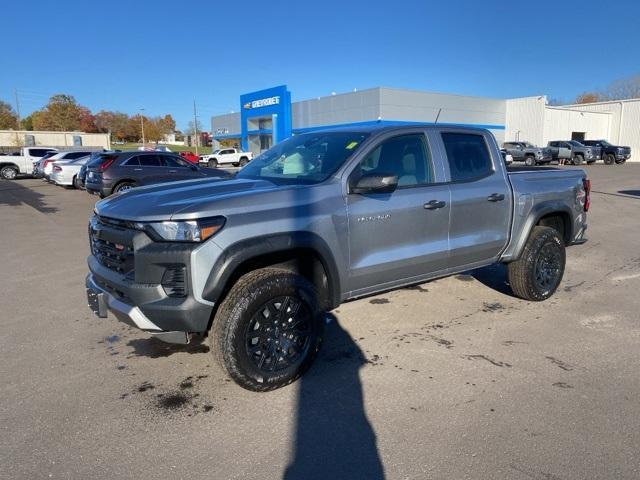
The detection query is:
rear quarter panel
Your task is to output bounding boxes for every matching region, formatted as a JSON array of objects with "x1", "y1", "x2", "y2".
[{"x1": 501, "y1": 168, "x2": 587, "y2": 261}]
